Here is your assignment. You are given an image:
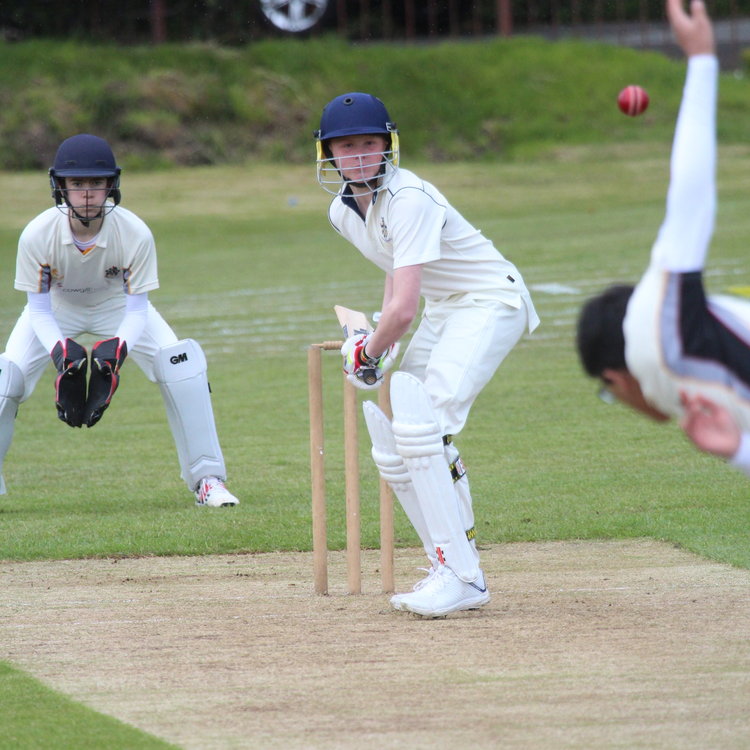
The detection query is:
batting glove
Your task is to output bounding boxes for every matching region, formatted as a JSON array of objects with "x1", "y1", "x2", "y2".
[
  {"x1": 84, "y1": 337, "x2": 128, "y2": 427},
  {"x1": 51, "y1": 338, "x2": 88, "y2": 428},
  {"x1": 341, "y1": 334, "x2": 400, "y2": 390}
]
